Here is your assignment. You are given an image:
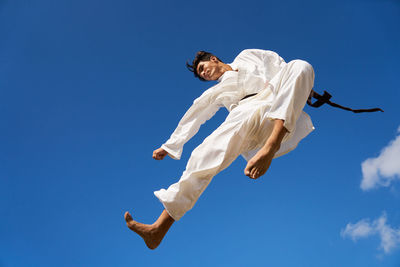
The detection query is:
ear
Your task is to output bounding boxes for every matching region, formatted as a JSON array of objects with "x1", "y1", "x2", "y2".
[{"x1": 210, "y1": 56, "x2": 218, "y2": 62}]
